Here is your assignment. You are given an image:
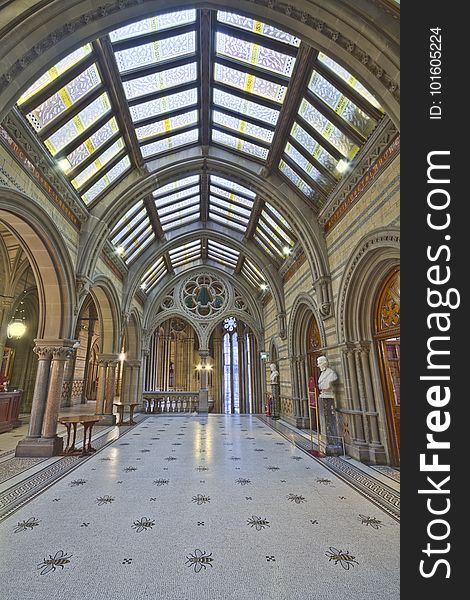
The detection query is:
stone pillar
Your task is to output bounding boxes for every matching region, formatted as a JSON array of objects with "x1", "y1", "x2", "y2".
[
  {"x1": 198, "y1": 350, "x2": 209, "y2": 414},
  {"x1": 0, "y1": 297, "x2": 13, "y2": 373},
  {"x1": 344, "y1": 344, "x2": 367, "y2": 444},
  {"x1": 94, "y1": 358, "x2": 108, "y2": 417},
  {"x1": 15, "y1": 342, "x2": 53, "y2": 457},
  {"x1": 103, "y1": 359, "x2": 118, "y2": 425}
]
